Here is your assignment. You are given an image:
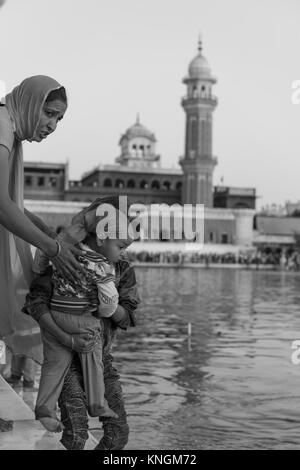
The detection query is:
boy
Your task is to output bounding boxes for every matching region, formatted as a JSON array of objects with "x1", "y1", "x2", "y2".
[{"x1": 31, "y1": 205, "x2": 134, "y2": 433}]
